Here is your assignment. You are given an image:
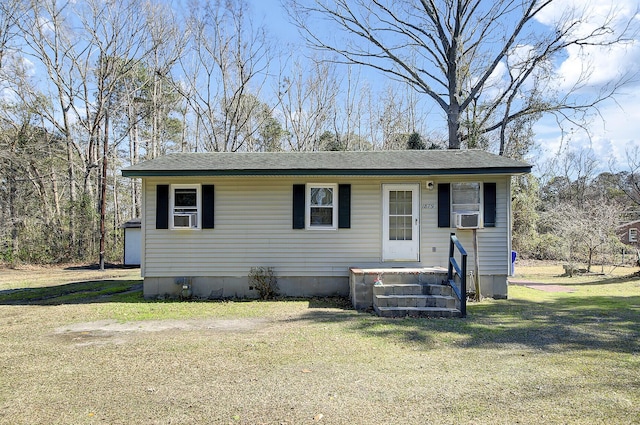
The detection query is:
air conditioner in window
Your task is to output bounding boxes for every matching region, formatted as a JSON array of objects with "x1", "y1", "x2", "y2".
[
  {"x1": 455, "y1": 212, "x2": 480, "y2": 229},
  {"x1": 174, "y1": 212, "x2": 198, "y2": 229}
]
